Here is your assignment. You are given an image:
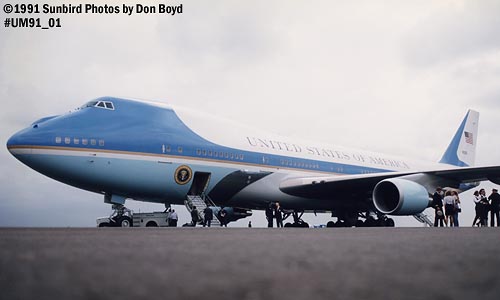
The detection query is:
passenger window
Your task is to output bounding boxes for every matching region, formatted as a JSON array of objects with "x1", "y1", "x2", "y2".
[
  {"x1": 196, "y1": 149, "x2": 201, "y2": 155},
  {"x1": 166, "y1": 145, "x2": 171, "y2": 152},
  {"x1": 64, "y1": 137, "x2": 70, "y2": 144},
  {"x1": 82, "y1": 139, "x2": 88, "y2": 145},
  {"x1": 178, "y1": 147, "x2": 183, "y2": 153},
  {"x1": 55, "y1": 137, "x2": 62, "y2": 144},
  {"x1": 91, "y1": 139, "x2": 96, "y2": 146},
  {"x1": 202, "y1": 150, "x2": 207, "y2": 156},
  {"x1": 74, "y1": 138, "x2": 80, "y2": 145}
]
